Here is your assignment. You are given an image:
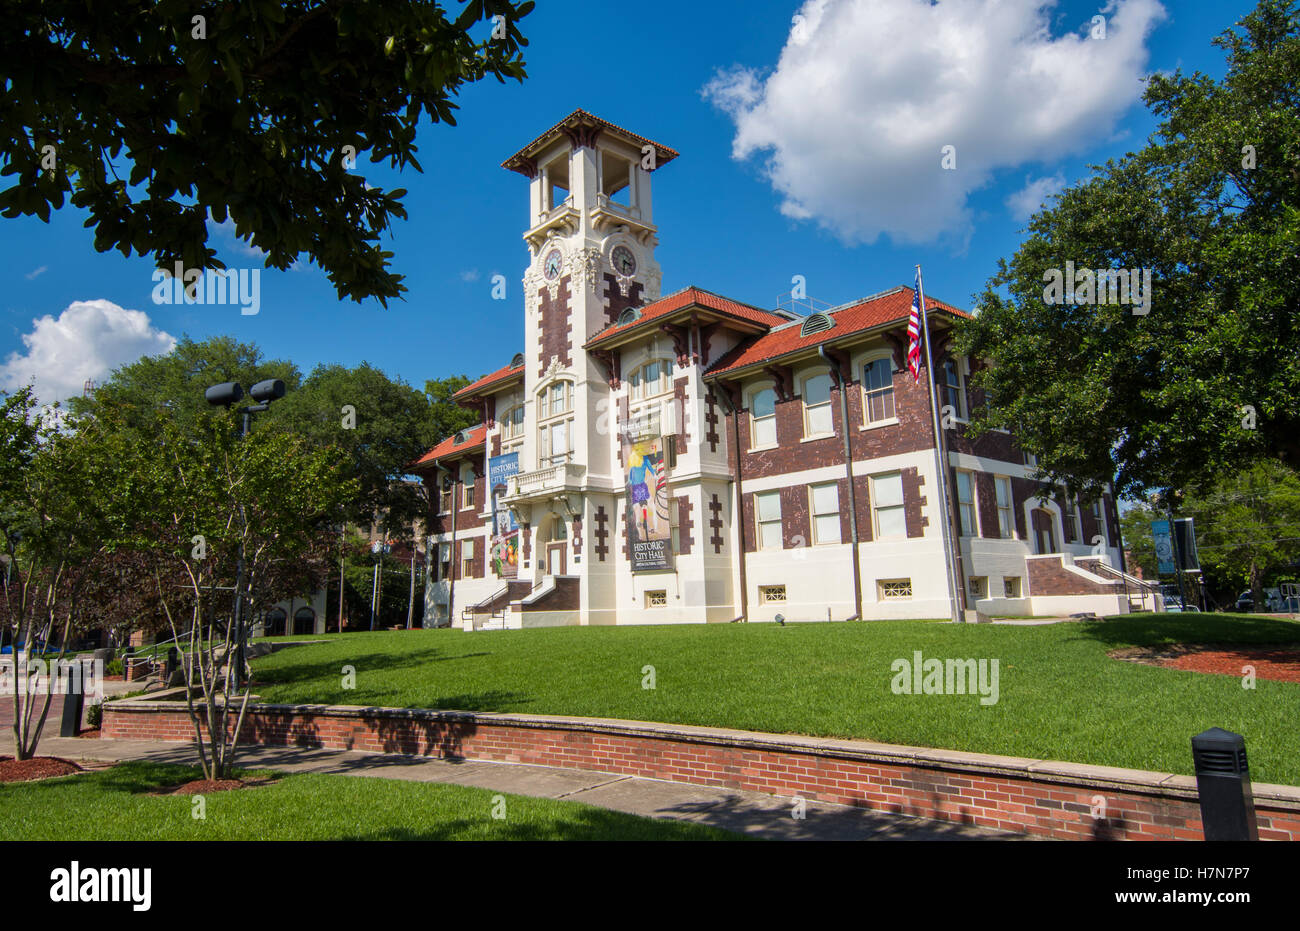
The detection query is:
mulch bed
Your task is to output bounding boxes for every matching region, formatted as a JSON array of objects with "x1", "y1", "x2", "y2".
[
  {"x1": 160, "y1": 775, "x2": 277, "y2": 795},
  {"x1": 77, "y1": 728, "x2": 101, "y2": 739},
  {"x1": 1110, "y1": 643, "x2": 1300, "y2": 683},
  {"x1": 0, "y1": 756, "x2": 83, "y2": 783}
]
